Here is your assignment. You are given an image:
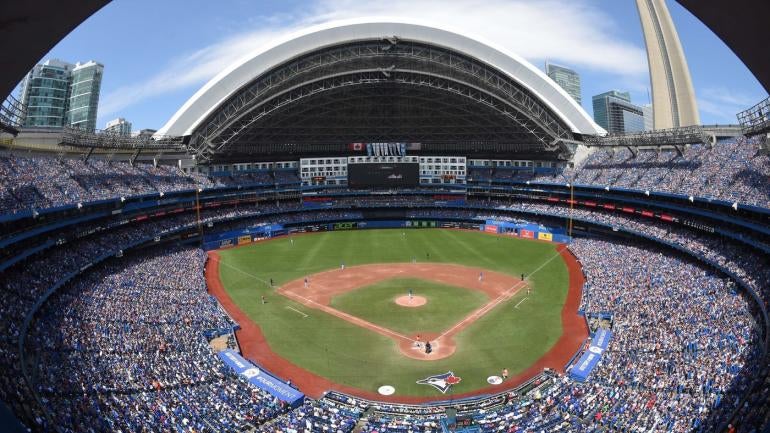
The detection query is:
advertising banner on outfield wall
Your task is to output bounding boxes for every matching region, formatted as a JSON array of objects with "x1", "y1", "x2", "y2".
[
  {"x1": 484, "y1": 225, "x2": 499, "y2": 233},
  {"x1": 483, "y1": 220, "x2": 570, "y2": 243},
  {"x1": 569, "y1": 329, "x2": 612, "y2": 382},
  {"x1": 203, "y1": 224, "x2": 283, "y2": 251},
  {"x1": 218, "y1": 349, "x2": 305, "y2": 407}
]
